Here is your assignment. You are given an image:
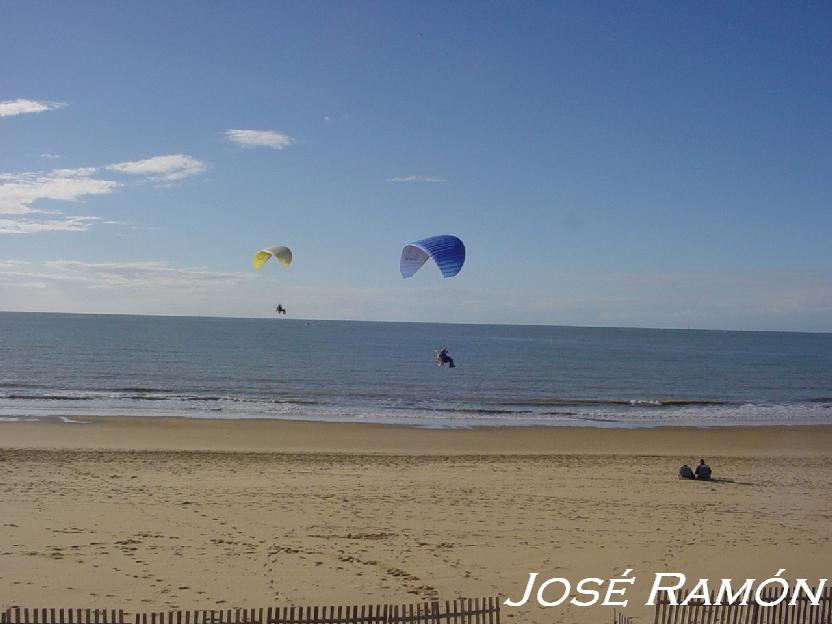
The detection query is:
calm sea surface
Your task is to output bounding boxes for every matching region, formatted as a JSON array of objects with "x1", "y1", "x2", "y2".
[{"x1": 1, "y1": 312, "x2": 830, "y2": 428}]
